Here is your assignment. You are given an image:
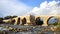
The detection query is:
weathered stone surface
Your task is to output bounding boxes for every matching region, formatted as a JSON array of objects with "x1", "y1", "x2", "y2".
[{"x1": 3, "y1": 15, "x2": 60, "y2": 26}]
